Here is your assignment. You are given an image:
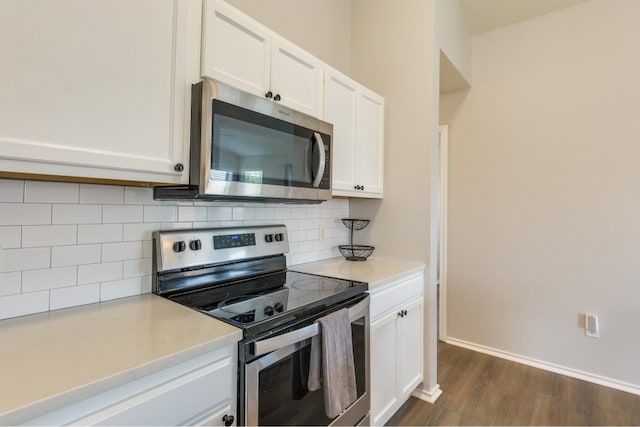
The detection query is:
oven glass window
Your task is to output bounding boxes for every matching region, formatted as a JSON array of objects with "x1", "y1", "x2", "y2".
[
  {"x1": 211, "y1": 100, "x2": 315, "y2": 188},
  {"x1": 255, "y1": 318, "x2": 366, "y2": 426}
]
